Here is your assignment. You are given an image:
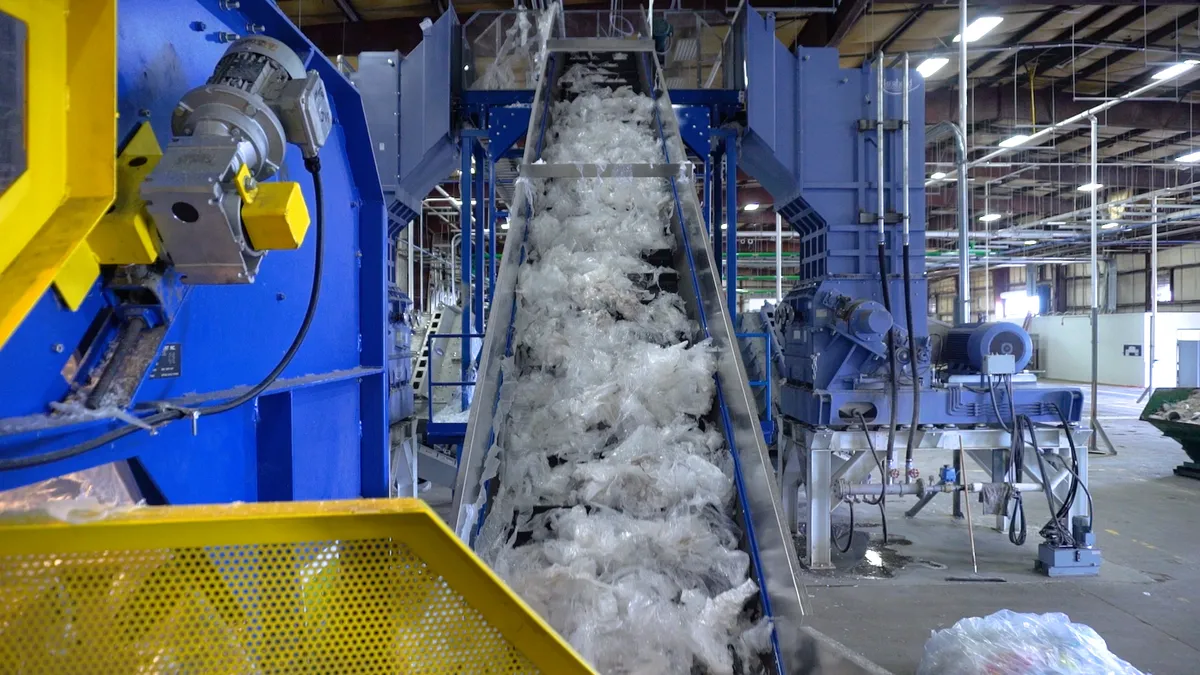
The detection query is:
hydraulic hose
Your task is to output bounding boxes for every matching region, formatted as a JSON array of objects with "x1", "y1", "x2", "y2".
[
  {"x1": 901, "y1": 243, "x2": 920, "y2": 481},
  {"x1": 0, "y1": 158, "x2": 327, "y2": 471},
  {"x1": 878, "y1": 243, "x2": 899, "y2": 483}
]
